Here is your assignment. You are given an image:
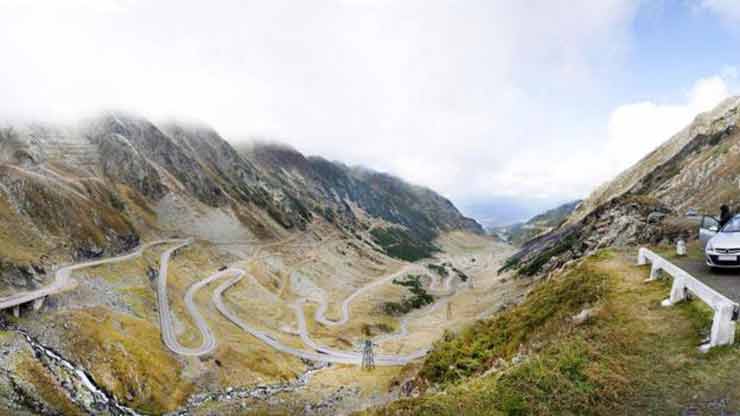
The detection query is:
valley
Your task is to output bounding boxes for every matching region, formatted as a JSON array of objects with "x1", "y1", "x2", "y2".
[
  {"x1": 0, "y1": 114, "x2": 524, "y2": 415},
  {"x1": 6, "y1": 3, "x2": 740, "y2": 414},
  {"x1": 2, "y1": 226, "x2": 519, "y2": 415},
  {"x1": 2, "y1": 98, "x2": 740, "y2": 416}
]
